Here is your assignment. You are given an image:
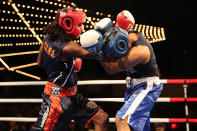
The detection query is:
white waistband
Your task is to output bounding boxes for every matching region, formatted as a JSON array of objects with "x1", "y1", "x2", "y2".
[{"x1": 126, "y1": 76, "x2": 161, "y2": 88}]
